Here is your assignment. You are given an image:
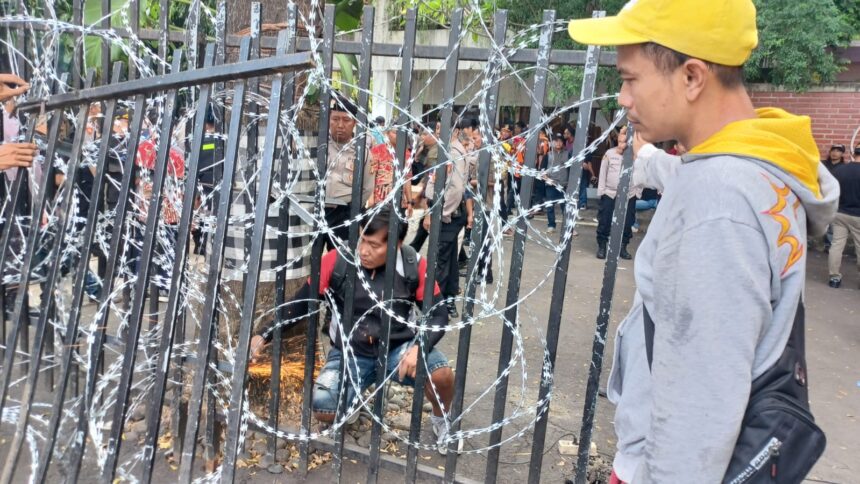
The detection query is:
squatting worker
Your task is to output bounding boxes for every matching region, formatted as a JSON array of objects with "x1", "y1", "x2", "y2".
[
  {"x1": 249, "y1": 208, "x2": 462, "y2": 455},
  {"x1": 568, "y1": 1, "x2": 839, "y2": 482}
]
